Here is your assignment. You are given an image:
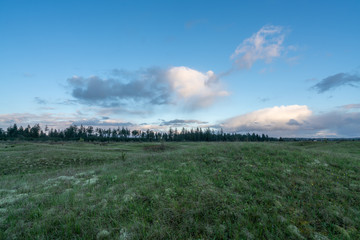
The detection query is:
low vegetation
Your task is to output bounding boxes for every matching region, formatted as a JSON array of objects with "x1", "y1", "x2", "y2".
[{"x1": 1, "y1": 141, "x2": 359, "y2": 239}]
